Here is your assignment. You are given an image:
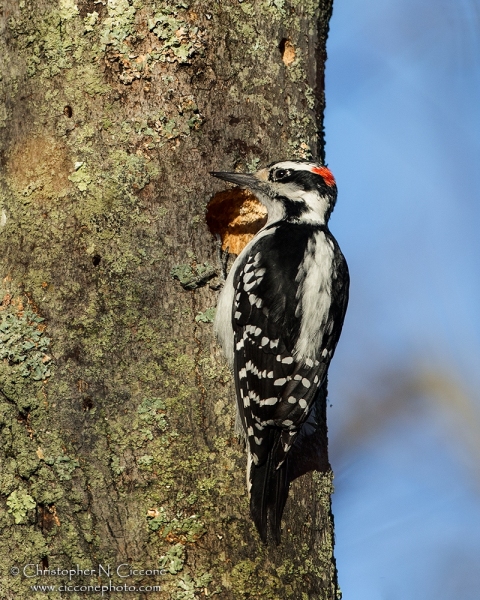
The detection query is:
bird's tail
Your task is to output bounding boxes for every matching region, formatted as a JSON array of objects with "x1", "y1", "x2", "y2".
[
  {"x1": 248, "y1": 385, "x2": 331, "y2": 544},
  {"x1": 248, "y1": 434, "x2": 290, "y2": 544}
]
